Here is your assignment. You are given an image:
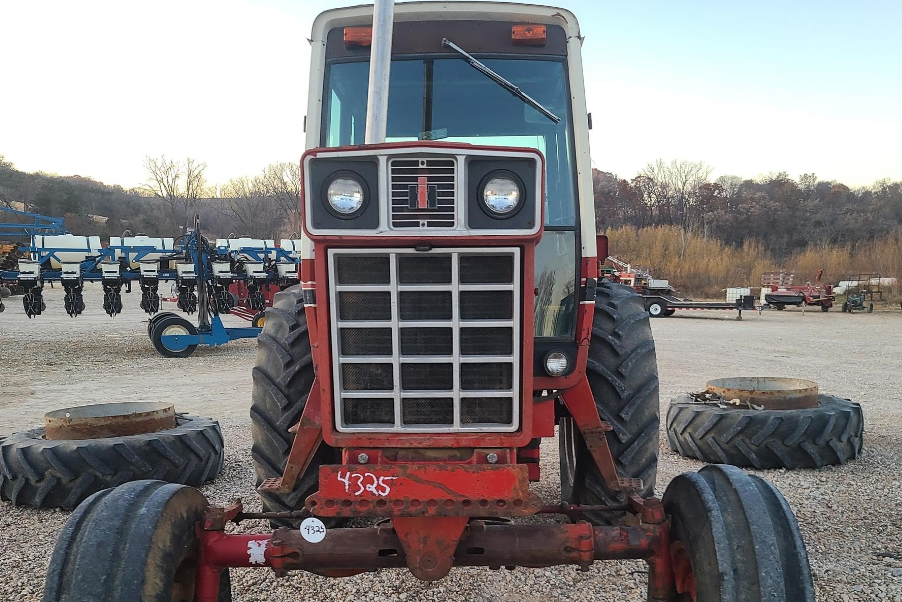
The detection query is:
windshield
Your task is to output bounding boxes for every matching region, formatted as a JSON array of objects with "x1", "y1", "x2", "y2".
[{"x1": 323, "y1": 57, "x2": 577, "y2": 226}]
